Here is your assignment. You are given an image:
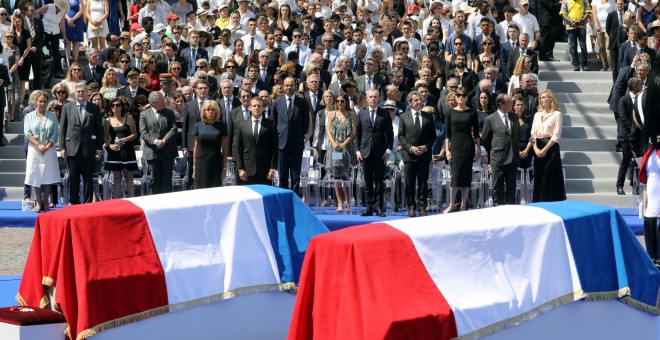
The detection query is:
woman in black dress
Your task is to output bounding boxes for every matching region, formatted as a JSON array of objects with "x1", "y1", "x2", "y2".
[
  {"x1": 444, "y1": 87, "x2": 480, "y2": 213},
  {"x1": 104, "y1": 97, "x2": 138, "y2": 198},
  {"x1": 514, "y1": 97, "x2": 533, "y2": 170},
  {"x1": 193, "y1": 101, "x2": 228, "y2": 189},
  {"x1": 531, "y1": 89, "x2": 566, "y2": 202},
  {"x1": 12, "y1": 13, "x2": 32, "y2": 110}
]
